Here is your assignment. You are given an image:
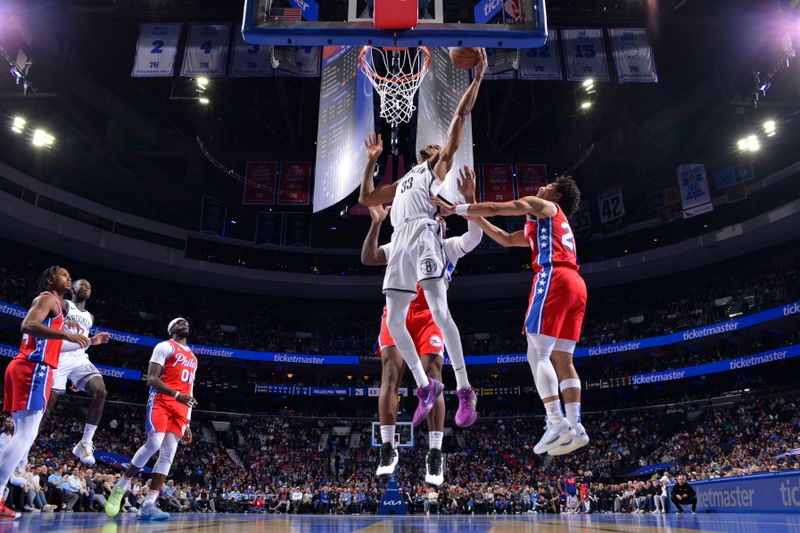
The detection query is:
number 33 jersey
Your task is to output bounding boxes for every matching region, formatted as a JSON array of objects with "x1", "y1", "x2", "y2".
[
  {"x1": 389, "y1": 161, "x2": 441, "y2": 228},
  {"x1": 149, "y1": 339, "x2": 197, "y2": 404}
]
